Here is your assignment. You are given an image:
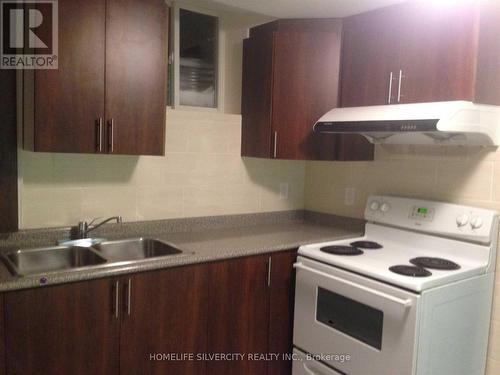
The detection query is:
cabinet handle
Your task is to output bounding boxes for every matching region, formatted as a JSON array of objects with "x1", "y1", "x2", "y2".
[
  {"x1": 113, "y1": 281, "x2": 119, "y2": 319},
  {"x1": 124, "y1": 278, "x2": 132, "y2": 316},
  {"x1": 96, "y1": 118, "x2": 103, "y2": 152},
  {"x1": 397, "y1": 69, "x2": 404, "y2": 102},
  {"x1": 387, "y1": 71, "x2": 394, "y2": 104},
  {"x1": 108, "y1": 119, "x2": 114, "y2": 153},
  {"x1": 273, "y1": 131, "x2": 278, "y2": 158},
  {"x1": 267, "y1": 256, "x2": 272, "y2": 287}
]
